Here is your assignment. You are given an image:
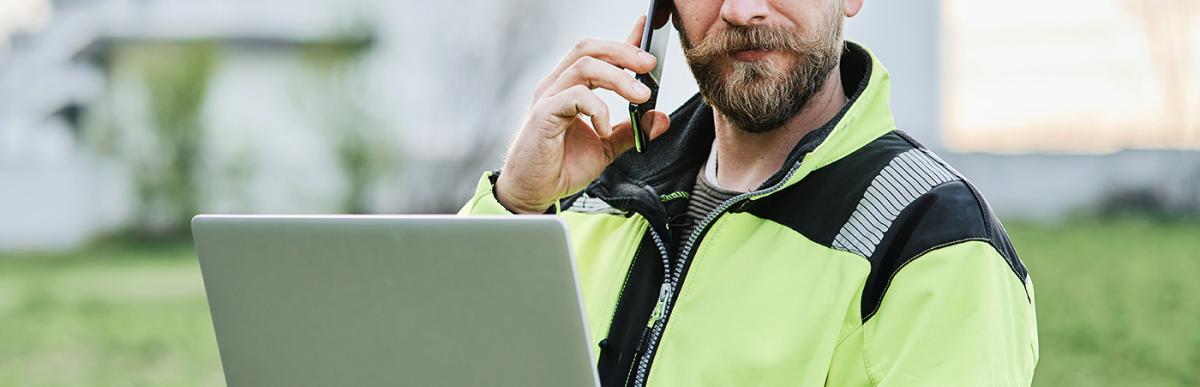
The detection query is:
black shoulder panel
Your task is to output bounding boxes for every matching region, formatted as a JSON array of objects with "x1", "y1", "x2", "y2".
[
  {"x1": 861, "y1": 179, "x2": 1027, "y2": 320},
  {"x1": 742, "y1": 131, "x2": 915, "y2": 245},
  {"x1": 744, "y1": 131, "x2": 1029, "y2": 322}
]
